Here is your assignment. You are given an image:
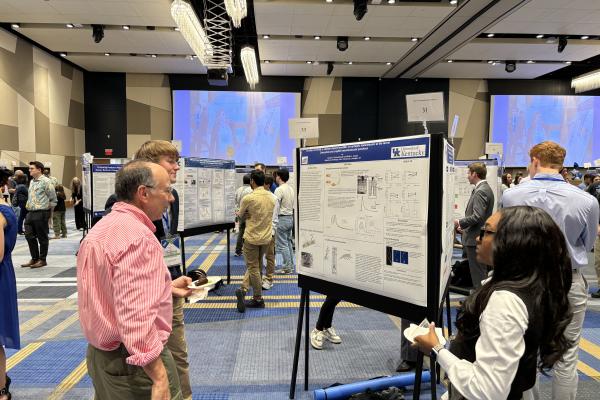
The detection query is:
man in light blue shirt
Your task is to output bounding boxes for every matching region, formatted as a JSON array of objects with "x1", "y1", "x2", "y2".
[{"x1": 503, "y1": 141, "x2": 599, "y2": 400}]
